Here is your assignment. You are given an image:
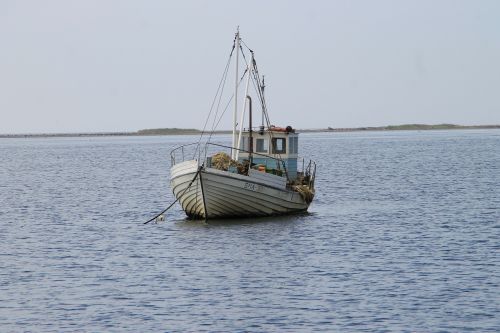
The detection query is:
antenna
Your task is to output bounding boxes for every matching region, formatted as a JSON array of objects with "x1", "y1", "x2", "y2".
[{"x1": 261, "y1": 75, "x2": 265, "y2": 127}]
